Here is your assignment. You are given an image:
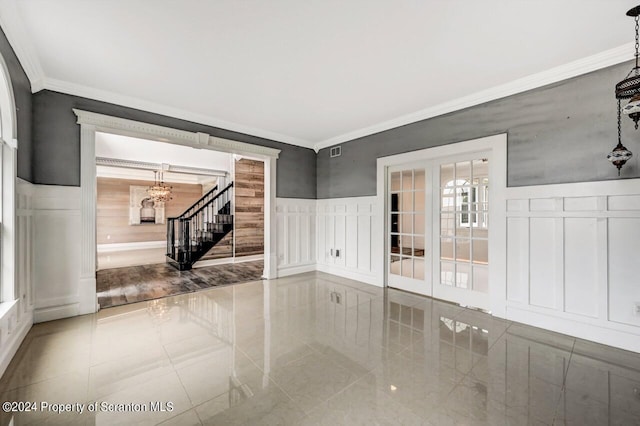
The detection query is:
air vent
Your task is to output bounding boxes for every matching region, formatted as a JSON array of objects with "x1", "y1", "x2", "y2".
[{"x1": 330, "y1": 146, "x2": 341, "y2": 158}]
